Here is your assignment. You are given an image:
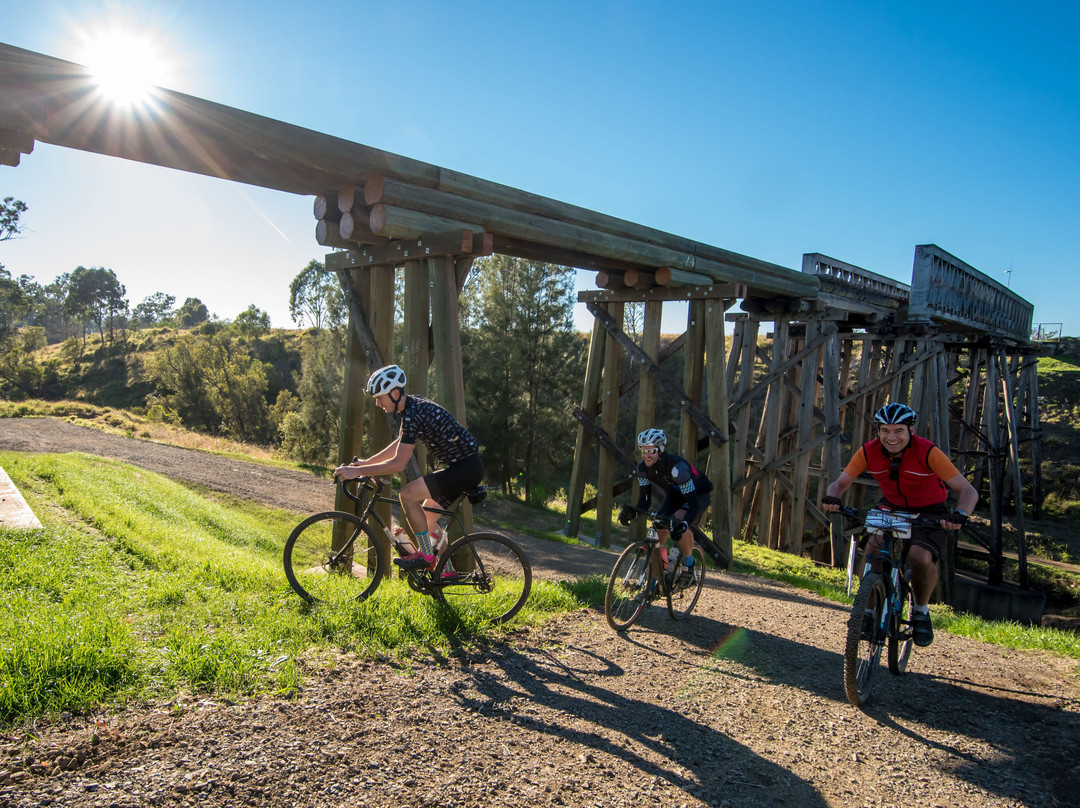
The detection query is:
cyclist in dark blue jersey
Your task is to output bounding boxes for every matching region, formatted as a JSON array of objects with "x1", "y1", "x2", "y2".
[
  {"x1": 619, "y1": 427, "x2": 720, "y2": 583},
  {"x1": 334, "y1": 364, "x2": 484, "y2": 570}
]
